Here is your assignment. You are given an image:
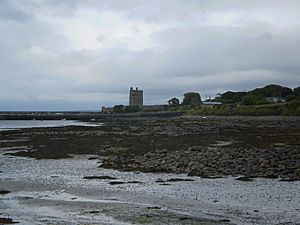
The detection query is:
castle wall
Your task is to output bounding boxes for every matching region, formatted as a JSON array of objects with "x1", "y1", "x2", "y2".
[{"x1": 129, "y1": 87, "x2": 143, "y2": 109}]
